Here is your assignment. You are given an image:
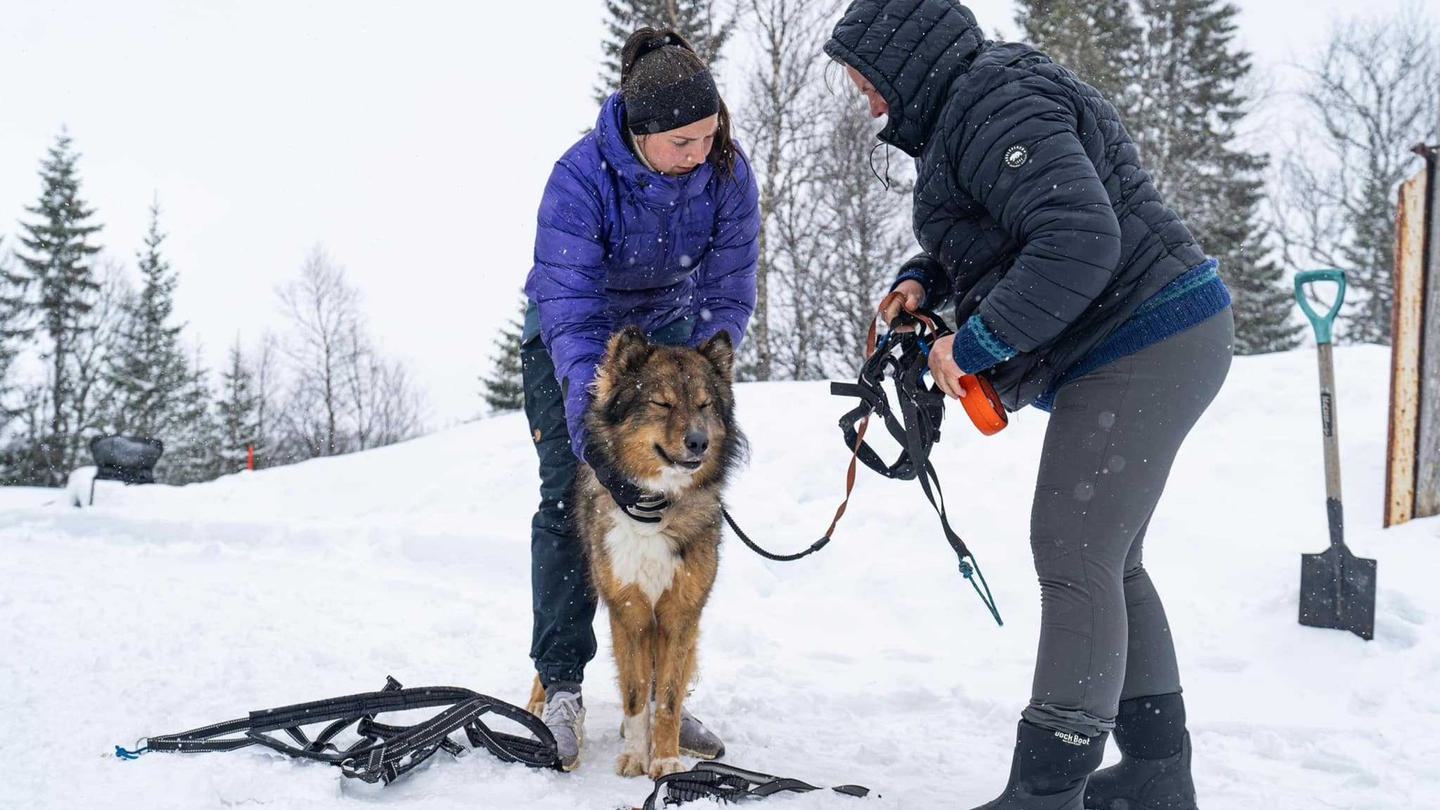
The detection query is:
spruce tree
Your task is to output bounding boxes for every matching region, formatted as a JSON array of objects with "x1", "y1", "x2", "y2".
[
  {"x1": 0, "y1": 240, "x2": 29, "y2": 449},
  {"x1": 1217, "y1": 220, "x2": 1302, "y2": 354},
  {"x1": 1339, "y1": 175, "x2": 1400, "y2": 345},
  {"x1": 15, "y1": 132, "x2": 104, "y2": 484},
  {"x1": 0, "y1": 238, "x2": 28, "y2": 416},
  {"x1": 595, "y1": 0, "x2": 737, "y2": 103},
  {"x1": 1128, "y1": 0, "x2": 1297, "y2": 354},
  {"x1": 106, "y1": 201, "x2": 191, "y2": 438},
  {"x1": 158, "y1": 347, "x2": 218, "y2": 484},
  {"x1": 214, "y1": 339, "x2": 262, "y2": 475},
  {"x1": 481, "y1": 299, "x2": 526, "y2": 413},
  {"x1": 1015, "y1": 0, "x2": 1141, "y2": 107}
]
